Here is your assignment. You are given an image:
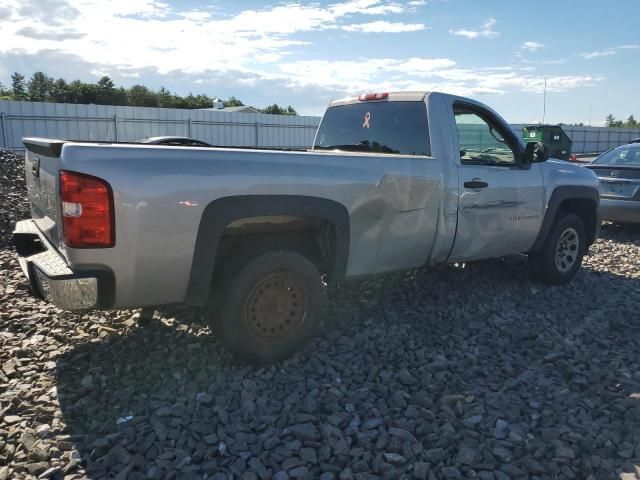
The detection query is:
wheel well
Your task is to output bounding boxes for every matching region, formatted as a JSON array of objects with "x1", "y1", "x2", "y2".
[
  {"x1": 557, "y1": 198, "x2": 598, "y2": 246},
  {"x1": 213, "y1": 215, "x2": 337, "y2": 281},
  {"x1": 185, "y1": 195, "x2": 350, "y2": 306}
]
